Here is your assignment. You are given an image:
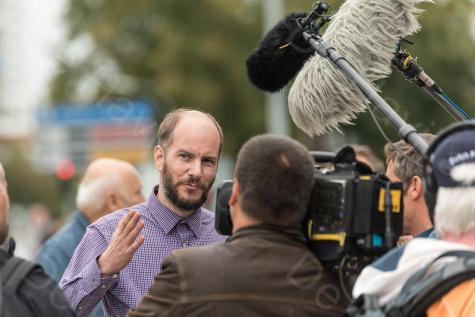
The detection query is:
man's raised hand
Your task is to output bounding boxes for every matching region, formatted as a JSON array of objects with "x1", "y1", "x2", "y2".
[{"x1": 97, "y1": 211, "x2": 145, "y2": 276}]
